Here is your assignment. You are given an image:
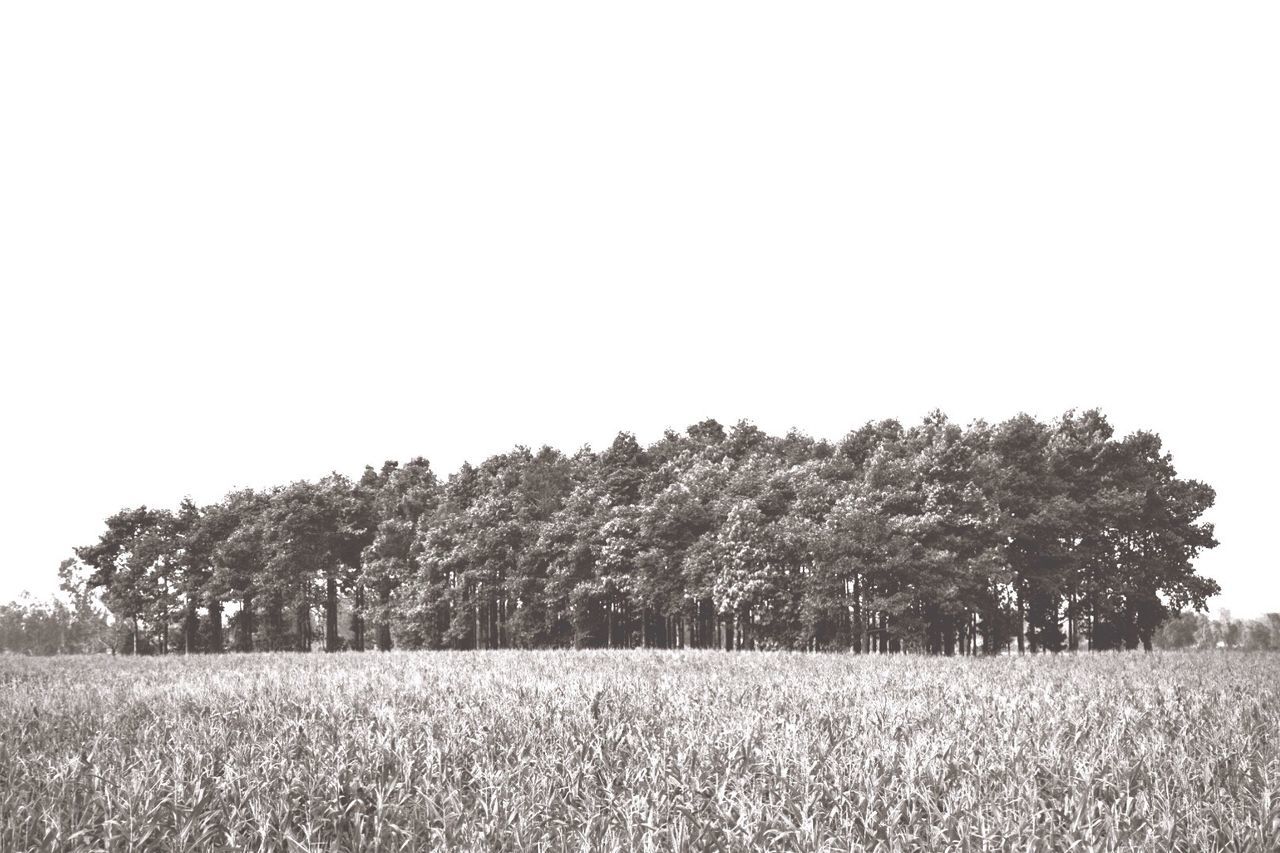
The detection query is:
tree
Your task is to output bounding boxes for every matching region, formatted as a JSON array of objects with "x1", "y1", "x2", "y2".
[
  {"x1": 259, "y1": 479, "x2": 351, "y2": 652},
  {"x1": 208, "y1": 490, "x2": 271, "y2": 651},
  {"x1": 76, "y1": 507, "x2": 179, "y2": 654},
  {"x1": 61, "y1": 411, "x2": 1223, "y2": 656},
  {"x1": 0, "y1": 581, "x2": 112, "y2": 655},
  {"x1": 363, "y1": 458, "x2": 438, "y2": 650}
]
